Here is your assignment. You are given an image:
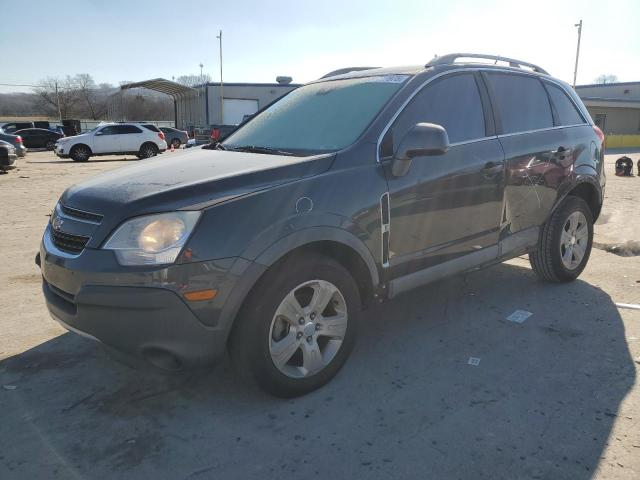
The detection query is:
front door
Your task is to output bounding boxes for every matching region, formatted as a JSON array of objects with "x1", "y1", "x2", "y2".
[
  {"x1": 380, "y1": 72, "x2": 505, "y2": 277},
  {"x1": 93, "y1": 125, "x2": 122, "y2": 153}
]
